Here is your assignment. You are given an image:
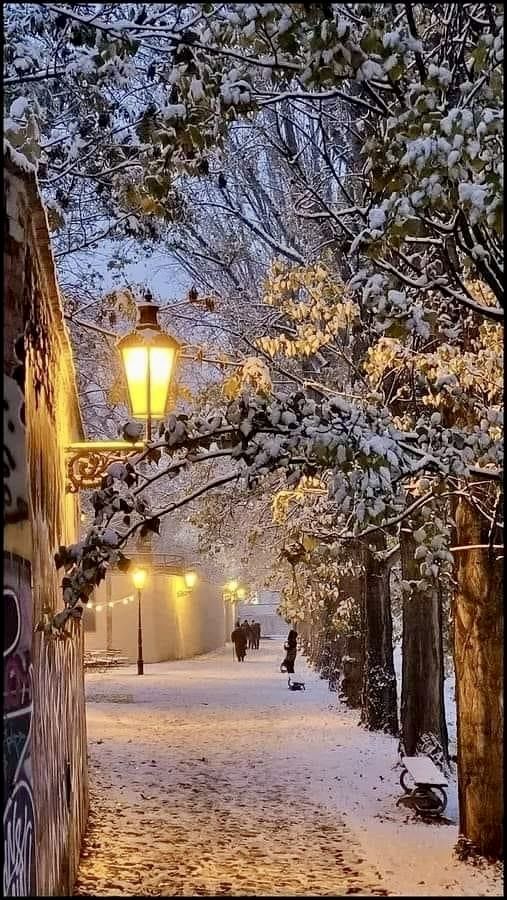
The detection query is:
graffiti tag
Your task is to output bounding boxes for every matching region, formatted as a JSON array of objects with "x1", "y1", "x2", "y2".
[{"x1": 3, "y1": 780, "x2": 36, "y2": 897}]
